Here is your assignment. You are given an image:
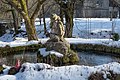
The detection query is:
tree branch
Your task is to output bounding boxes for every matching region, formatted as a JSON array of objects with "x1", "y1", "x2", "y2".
[
  {"x1": 18, "y1": 0, "x2": 28, "y2": 13},
  {"x1": 1, "y1": 0, "x2": 9, "y2": 4},
  {"x1": 28, "y1": 1, "x2": 38, "y2": 10},
  {"x1": 30, "y1": 0, "x2": 46, "y2": 19},
  {"x1": 5, "y1": 0, "x2": 26, "y2": 18}
]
